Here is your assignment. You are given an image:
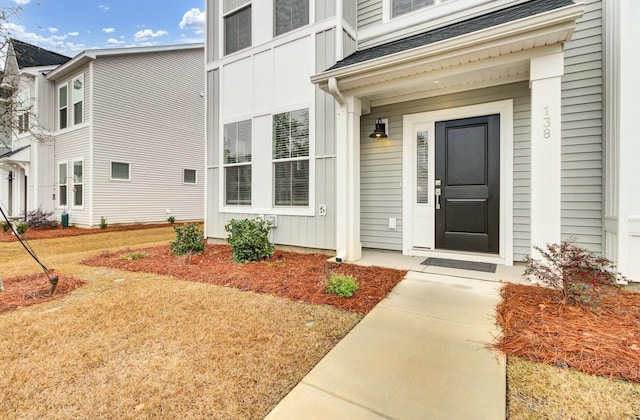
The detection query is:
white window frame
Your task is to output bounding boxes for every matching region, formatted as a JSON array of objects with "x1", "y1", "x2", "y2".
[
  {"x1": 223, "y1": 119, "x2": 252, "y2": 206},
  {"x1": 72, "y1": 159, "x2": 84, "y2": 208},
  {"x1": 272, "y1": 108, "x2": 310, "y2": 208},
  {"x1": 58, "y1": 84, "x2": 68, "y2": 130},
  {"x1": 16, "y1": 90, "x2": 30, "y2": 134},
  {"x1": 72, "y1": 76, "x2": 84, "y2": 125},
  {"x1": 224, "y1": 3, "x2": 252, "y2": 55},
  {"x1": 183, "y1": 169, "x2": 197, "y2": 185},
  {"x1": 274, "y1": 0, "x2": 309, "y2": 37},
  {"x1": 380, "y1": 0, "x2": 495, "y2": 25},
  {"x1": 110, "y1": 161, "x2": 131, "y2": 181},
  {"x1": 58, "y1": 161, "x2": 68, "y2": 208}
]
